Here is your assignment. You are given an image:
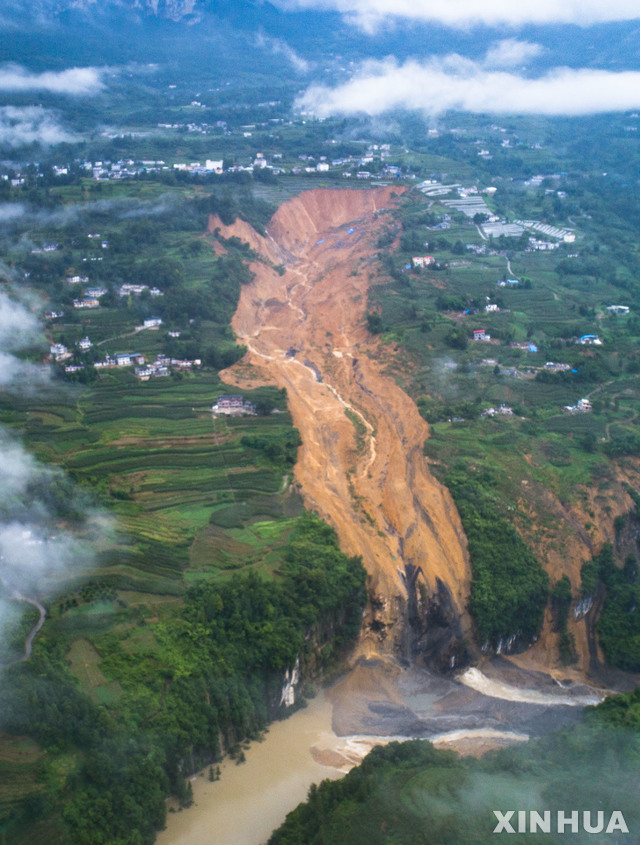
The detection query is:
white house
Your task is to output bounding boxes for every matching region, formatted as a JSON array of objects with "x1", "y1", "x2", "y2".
[
  {"x1": 143, "y1": 317, "x2": 163, "y2": 329},
  {"x1": 115, "y1": 352, "x2": 145, "y2": 367},
  {"x1": 50, "y1": 343, "x2": 68, "y2": 360},
  {"x1": 606, "y1": 305, "x2": 629, "y2": 315},
  {"x1": 119, "y1": 284, "x2": 149, "y2": 297},
  {"x1": 563, "y1": 398, "x2": 592, "y2": 414},
  {"x1": 77, "y1": 337, "x2": 92, "y2": 351},
  {"x1": 216, "y1": 395, "x2": 244, "y2": 409},
  {"x1": 412, "y1": 256, "x2": 435, "y2": 268},
  {"x1": 212, "y1": 395, "x2": 256, "y2": 415},
  {"x1": 577, "y1": 334, "x2": 602, "y2": 346}
]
